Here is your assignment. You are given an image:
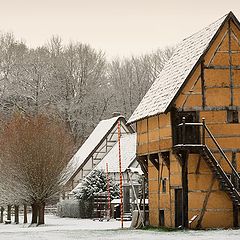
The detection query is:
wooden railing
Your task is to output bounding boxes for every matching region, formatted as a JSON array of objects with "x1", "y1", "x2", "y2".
[{"x1": 178, "y1": 117, "x2": 240, "y2": 184}]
